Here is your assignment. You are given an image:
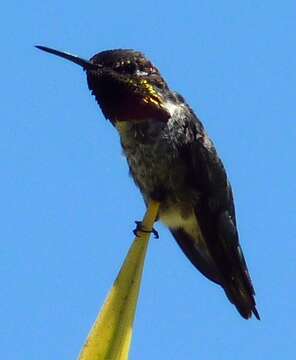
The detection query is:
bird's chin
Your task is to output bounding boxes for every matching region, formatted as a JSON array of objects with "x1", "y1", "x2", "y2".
[{"x1": 103, "y1": 98, "x2": 171, "y2": 125}]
